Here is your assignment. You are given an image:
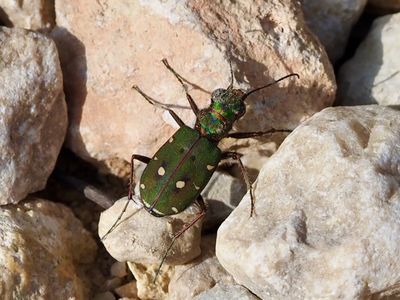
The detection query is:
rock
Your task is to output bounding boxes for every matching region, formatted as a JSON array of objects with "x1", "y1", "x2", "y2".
[
  {"x1": 168, "y1": 234, "x2": 235, "y2": 300},
  {"x1": 193, "y1": 283, "x2": 260, "y2": 300},
  {"x1": 51, "y1": 0, "x2": 335, "y2": 174},
  {"x1": 93, "y1": 291, "x2": 116, "y2": 300},
  {"x1": 217, "y1": 106, "x2": 400, "y2": 299},
  {"x1": 302, "y1": 0, "x2": 367, "y2": 63},
  {"x1": 98, "y1": 196, "x2": 203, "y2": 264},
  {"x1": 0, "y1": 27, "x2": 67, "y2": 204},
  {"x1": 0, "y1": 197, "x2": 97, "y2": 299},
  {"x1": 114, "y1": 281, "x2": 139, "y2": 299},
  {"x1": 202, "y1": 171, "x2": 247, "y2": 231},
  {"x1": 0, "y1": 0, "x2": 55, "y2": 31},
  {"x1": 128, "y1": 262, "x2": 173, "y2": 300},
  {"x1": 338, "y1": 13, "x2": 400, "y2": 106},
  {"x1": 110, "y1": 261, "x2": 128, "y2": 278},
  {"x1": 368, "y1": 0, "x2": 400, "y2": 14}
]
